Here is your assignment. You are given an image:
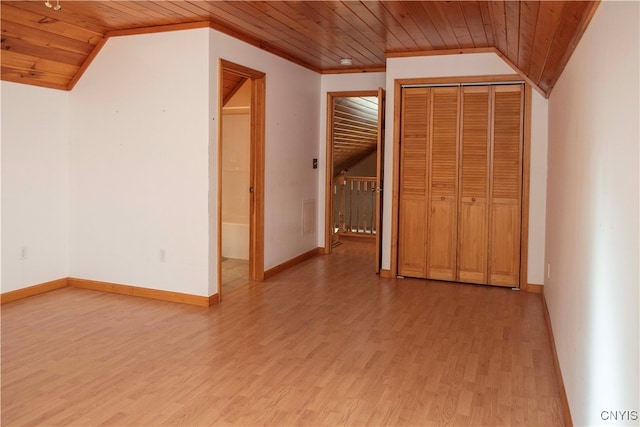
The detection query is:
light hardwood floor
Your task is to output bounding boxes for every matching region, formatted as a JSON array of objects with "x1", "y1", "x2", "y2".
[
  {"x1": 1, "y1": 241, "x2": 564, "y2": 426},
  {"x1": 221, "y1": 258, "x2": 249, "y2": 292}
]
